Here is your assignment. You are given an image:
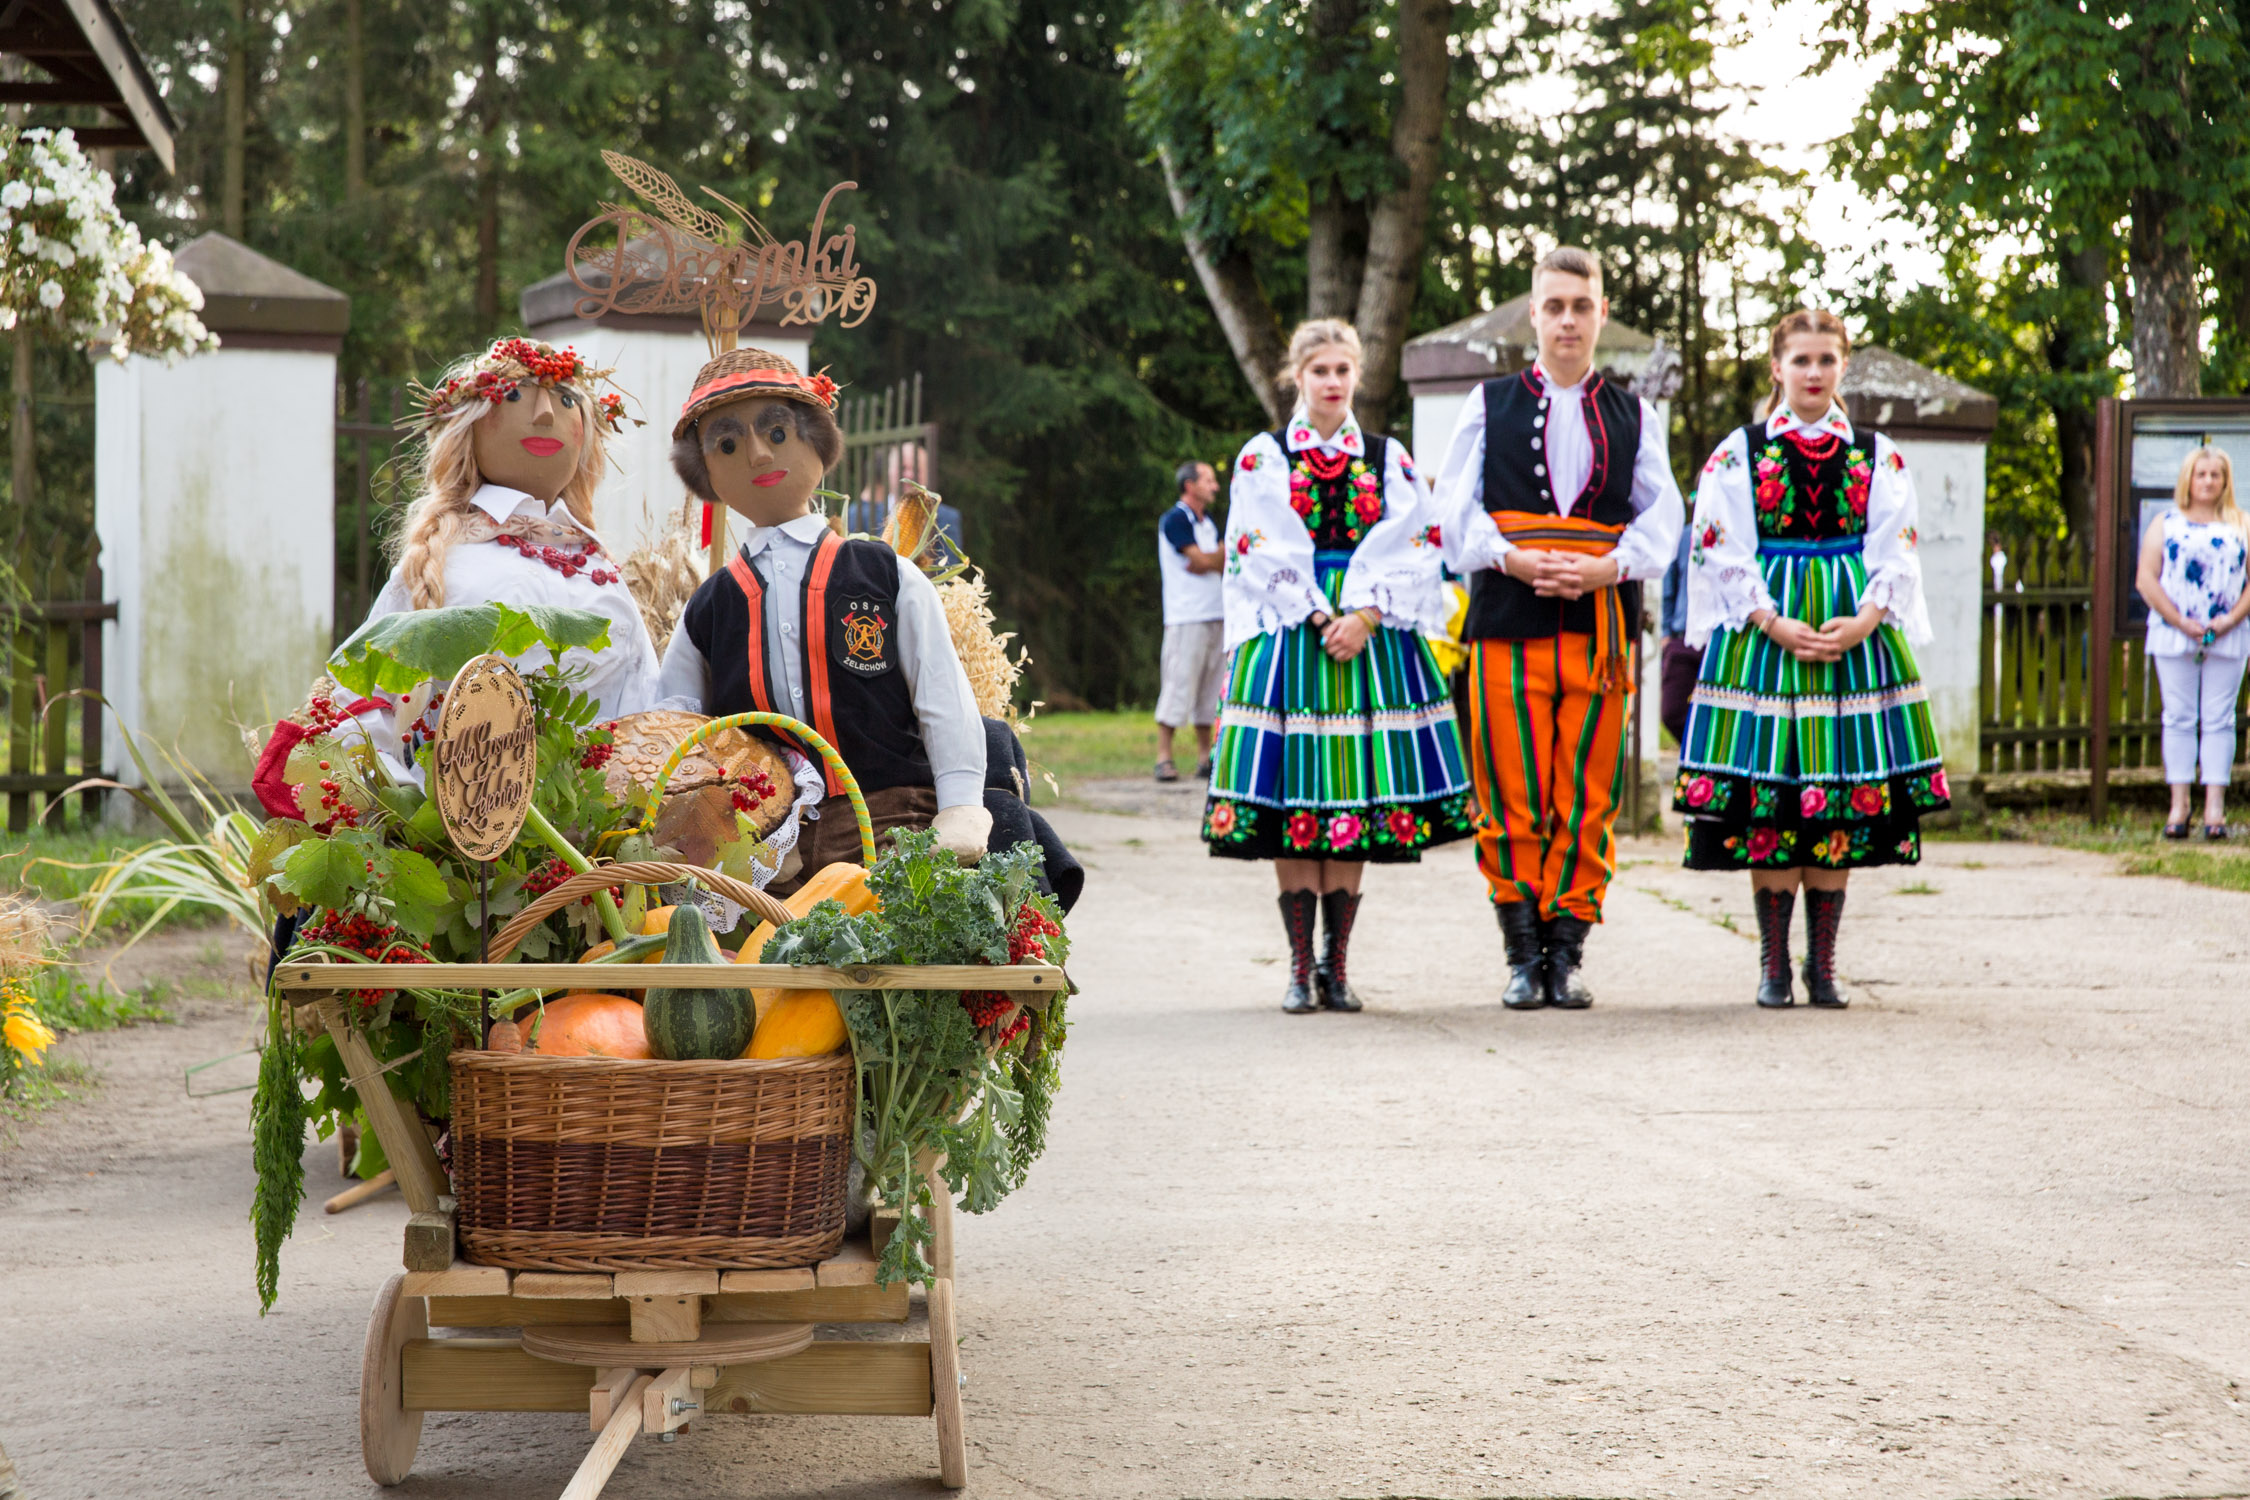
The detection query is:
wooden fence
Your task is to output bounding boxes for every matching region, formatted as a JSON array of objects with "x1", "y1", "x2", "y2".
[
  {"x1": 3, "y1": 561, "x2": 114, "y2": 831},
  {"x1": 1981, "y1": 531, "x2": 2223, "y2": 777},
  {"x1": 336, "y1": 381, "x2": 411, "y2": 642}
]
